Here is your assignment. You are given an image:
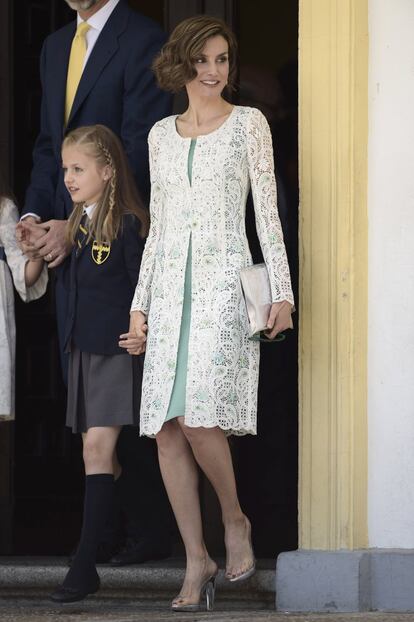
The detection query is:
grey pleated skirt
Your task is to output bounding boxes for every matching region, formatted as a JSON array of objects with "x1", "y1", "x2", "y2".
[{"x1": 66, "y1": 346, "x2": 142, "y2": 434}]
